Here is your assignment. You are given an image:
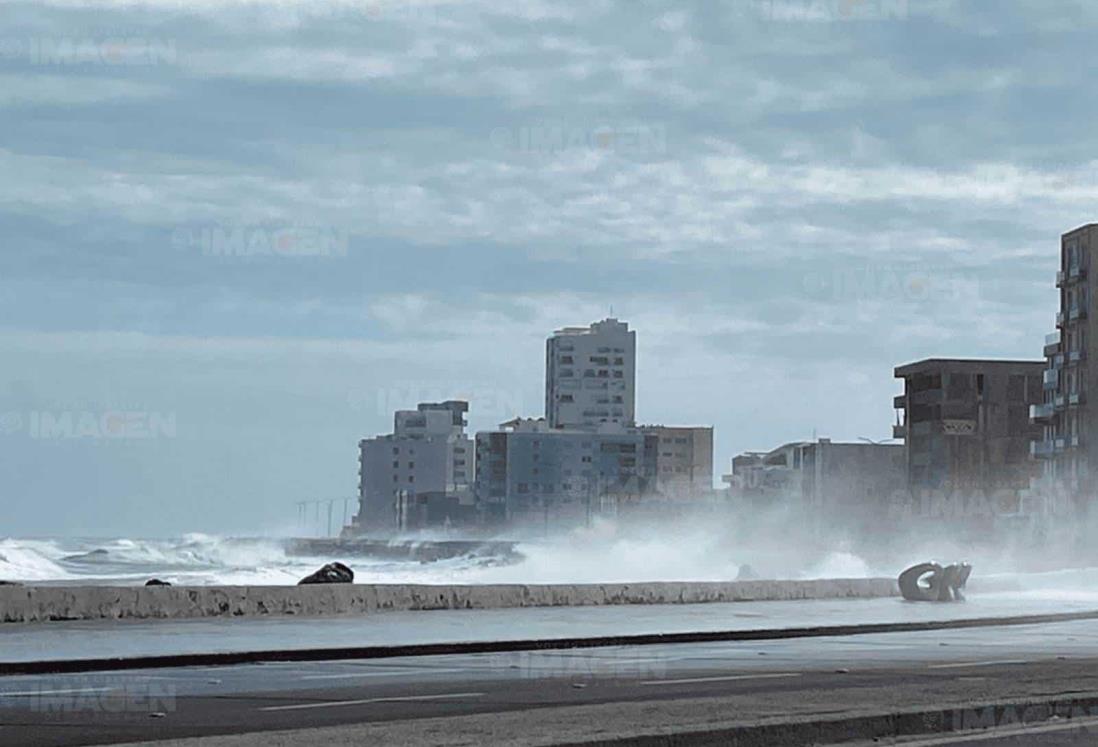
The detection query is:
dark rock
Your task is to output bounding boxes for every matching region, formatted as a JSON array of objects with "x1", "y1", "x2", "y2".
[
  {"x1": 298, "y1": 562, "x2": 354, "y2": 585},
  {"x1": 0, "y1": 581, "x2": 21, "y2": 586},
  {"x1": 145, "y1": 579, "x2": 172, "y2": 587}
]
